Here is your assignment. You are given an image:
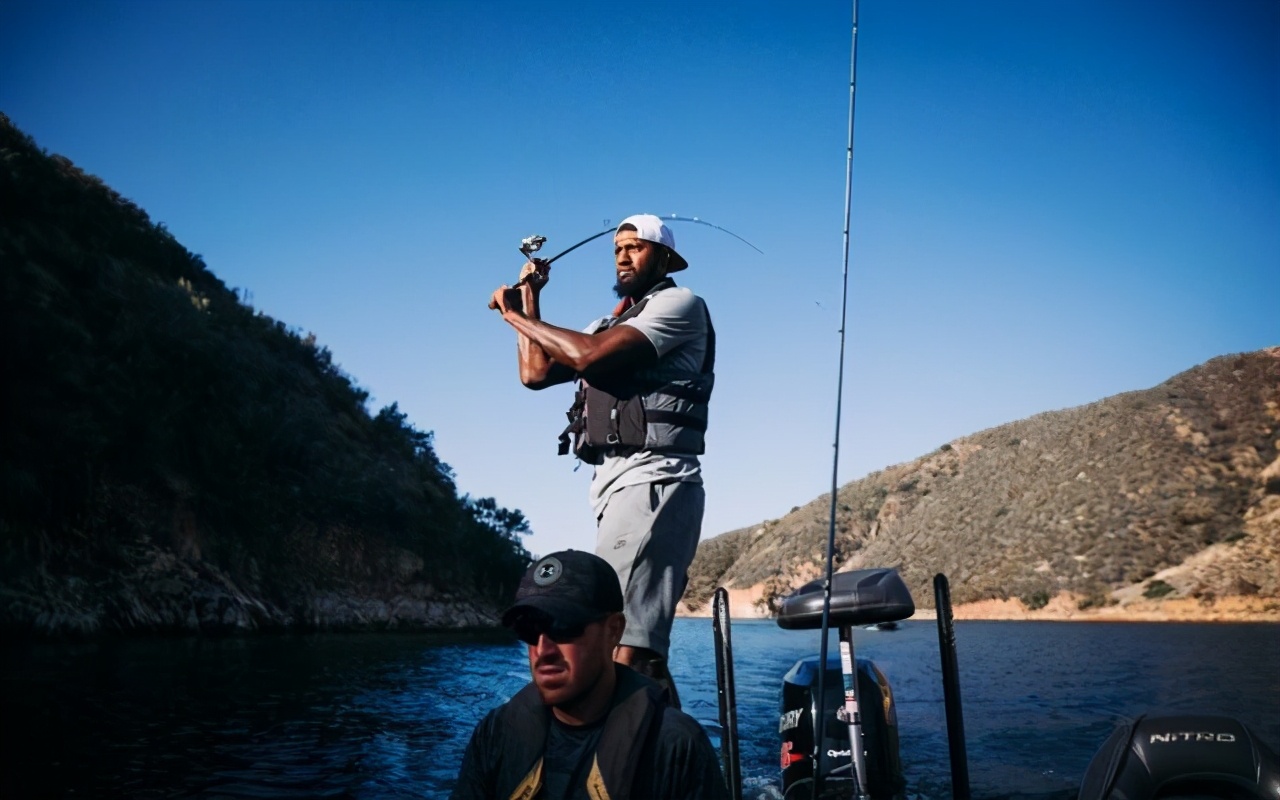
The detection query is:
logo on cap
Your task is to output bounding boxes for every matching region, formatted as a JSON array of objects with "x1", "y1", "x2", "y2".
[{"x1": 533, "y1": 556, "x2": 562, "y2": 587}]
